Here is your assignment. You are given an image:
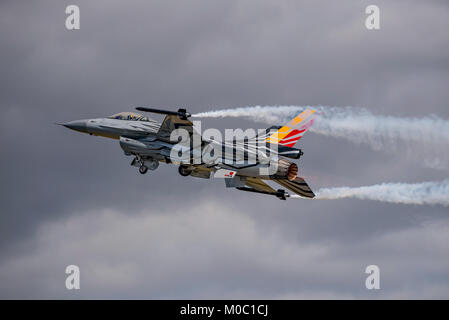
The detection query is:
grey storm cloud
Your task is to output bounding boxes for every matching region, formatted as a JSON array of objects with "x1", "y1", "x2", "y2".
[
  {"x1": 2, "y1": 203, "x2": 449, "y2": 299},
  {"x1": 0, "y1": 0, "x2": 448, "y2": 298}
]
